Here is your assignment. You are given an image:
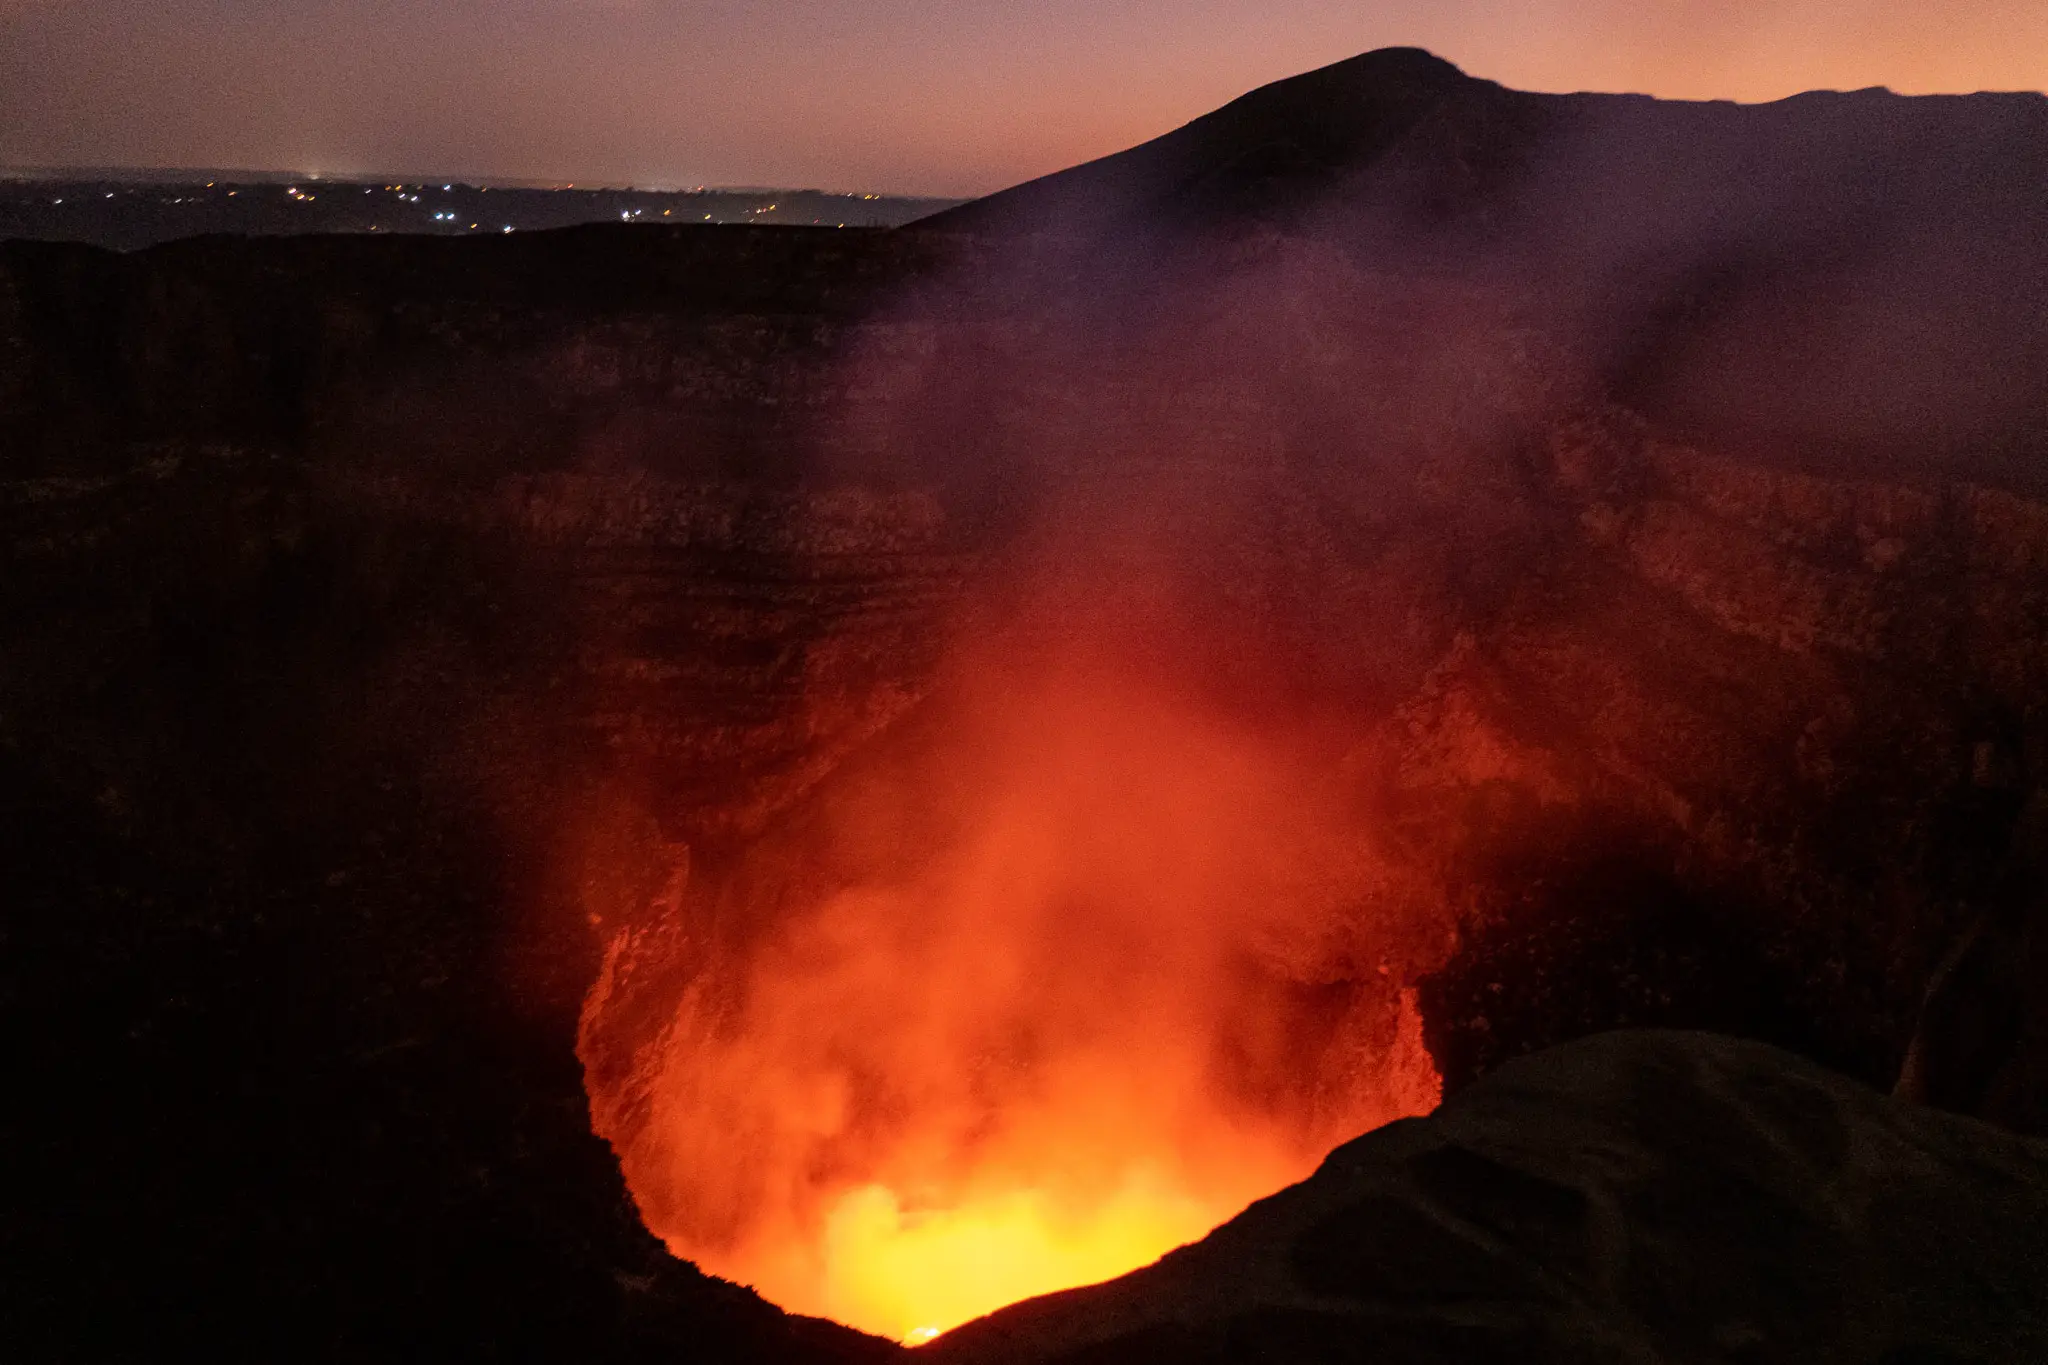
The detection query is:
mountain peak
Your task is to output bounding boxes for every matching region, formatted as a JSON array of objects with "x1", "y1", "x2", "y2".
[
  {"x1": 1202, "y1": 46, "x2": 1477, "y2": 126},
  {"x1": 1302, "y1": 46, "x2": 1471, "y2": 90},
  {"x1": 918, "y1": 47, "x2": 1479, "y2": 235}
]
